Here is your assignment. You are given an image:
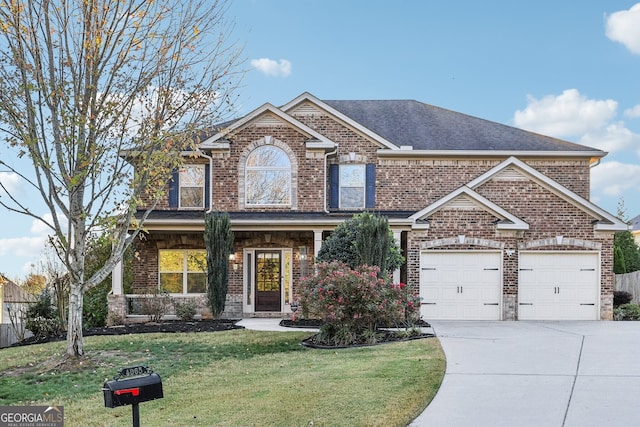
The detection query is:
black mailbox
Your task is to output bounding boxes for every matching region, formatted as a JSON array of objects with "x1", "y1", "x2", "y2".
[{"x1": 103, "y1": 372, "x2": 163, "y2": 408}]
